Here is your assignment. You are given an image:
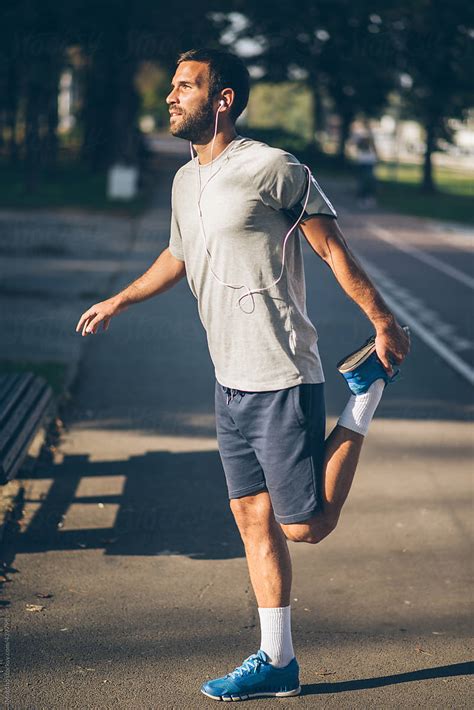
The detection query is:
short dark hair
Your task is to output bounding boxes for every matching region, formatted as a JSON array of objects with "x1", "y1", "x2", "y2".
[{"x1": 177, "y1": 48, "x2": 250, "y2": 122}]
